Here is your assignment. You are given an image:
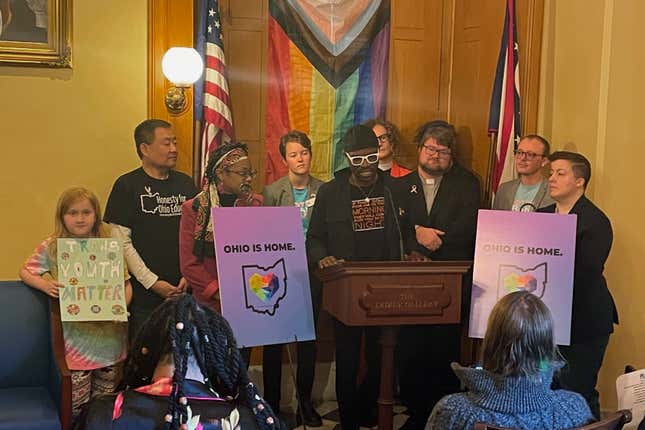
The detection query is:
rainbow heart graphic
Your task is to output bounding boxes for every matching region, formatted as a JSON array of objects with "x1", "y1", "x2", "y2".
[
  {"x1": 248, "y1": 272, "x2": 280, "y2": 302},
  {"x1": 242, "y1": 258, "x2": 288, "y2": 316},
  {"x1": 497, "y1": 262, "x2": 548, "y2": 299},
  {"x1": 503, "y1": 272, "x2": 538, "y2": 293}
]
